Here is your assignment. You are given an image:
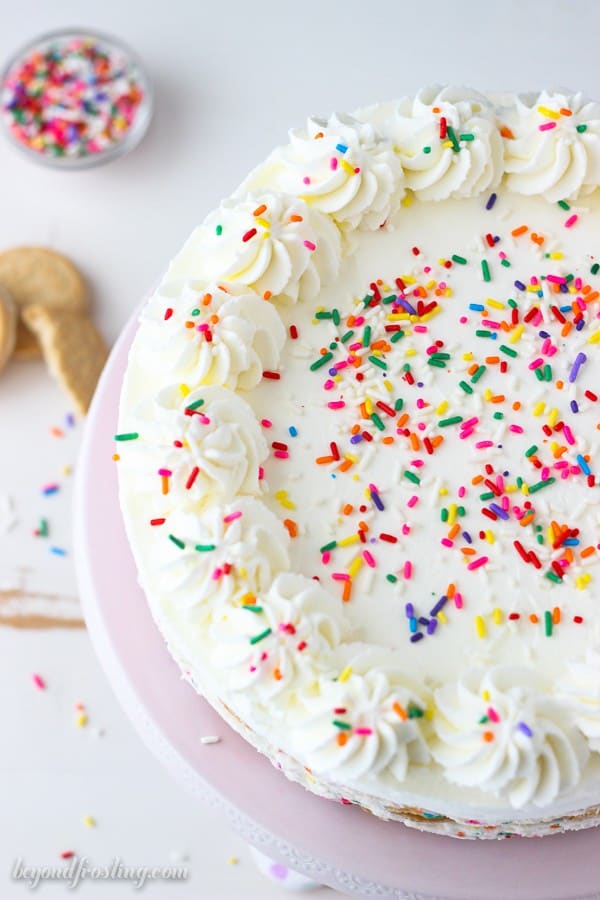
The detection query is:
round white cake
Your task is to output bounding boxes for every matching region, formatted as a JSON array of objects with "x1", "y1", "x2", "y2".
[{"x1": 117, "y1": 86, "x2": 600, "y2": 838}]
